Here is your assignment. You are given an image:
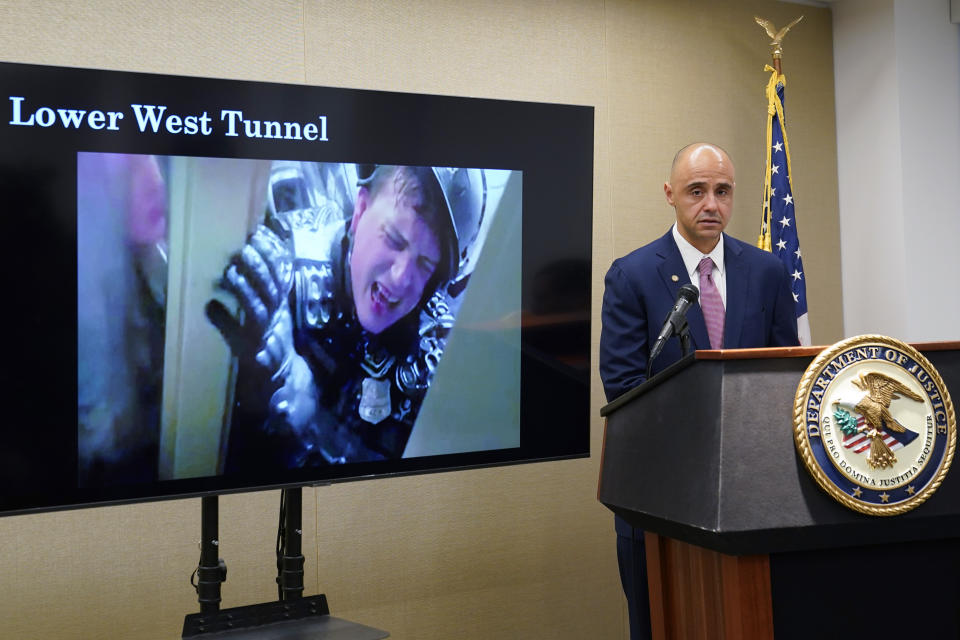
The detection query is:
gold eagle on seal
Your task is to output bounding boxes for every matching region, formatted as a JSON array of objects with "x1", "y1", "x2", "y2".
[{"x1": 833, "y1": 372, "x2": 924, "y2": 470}]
